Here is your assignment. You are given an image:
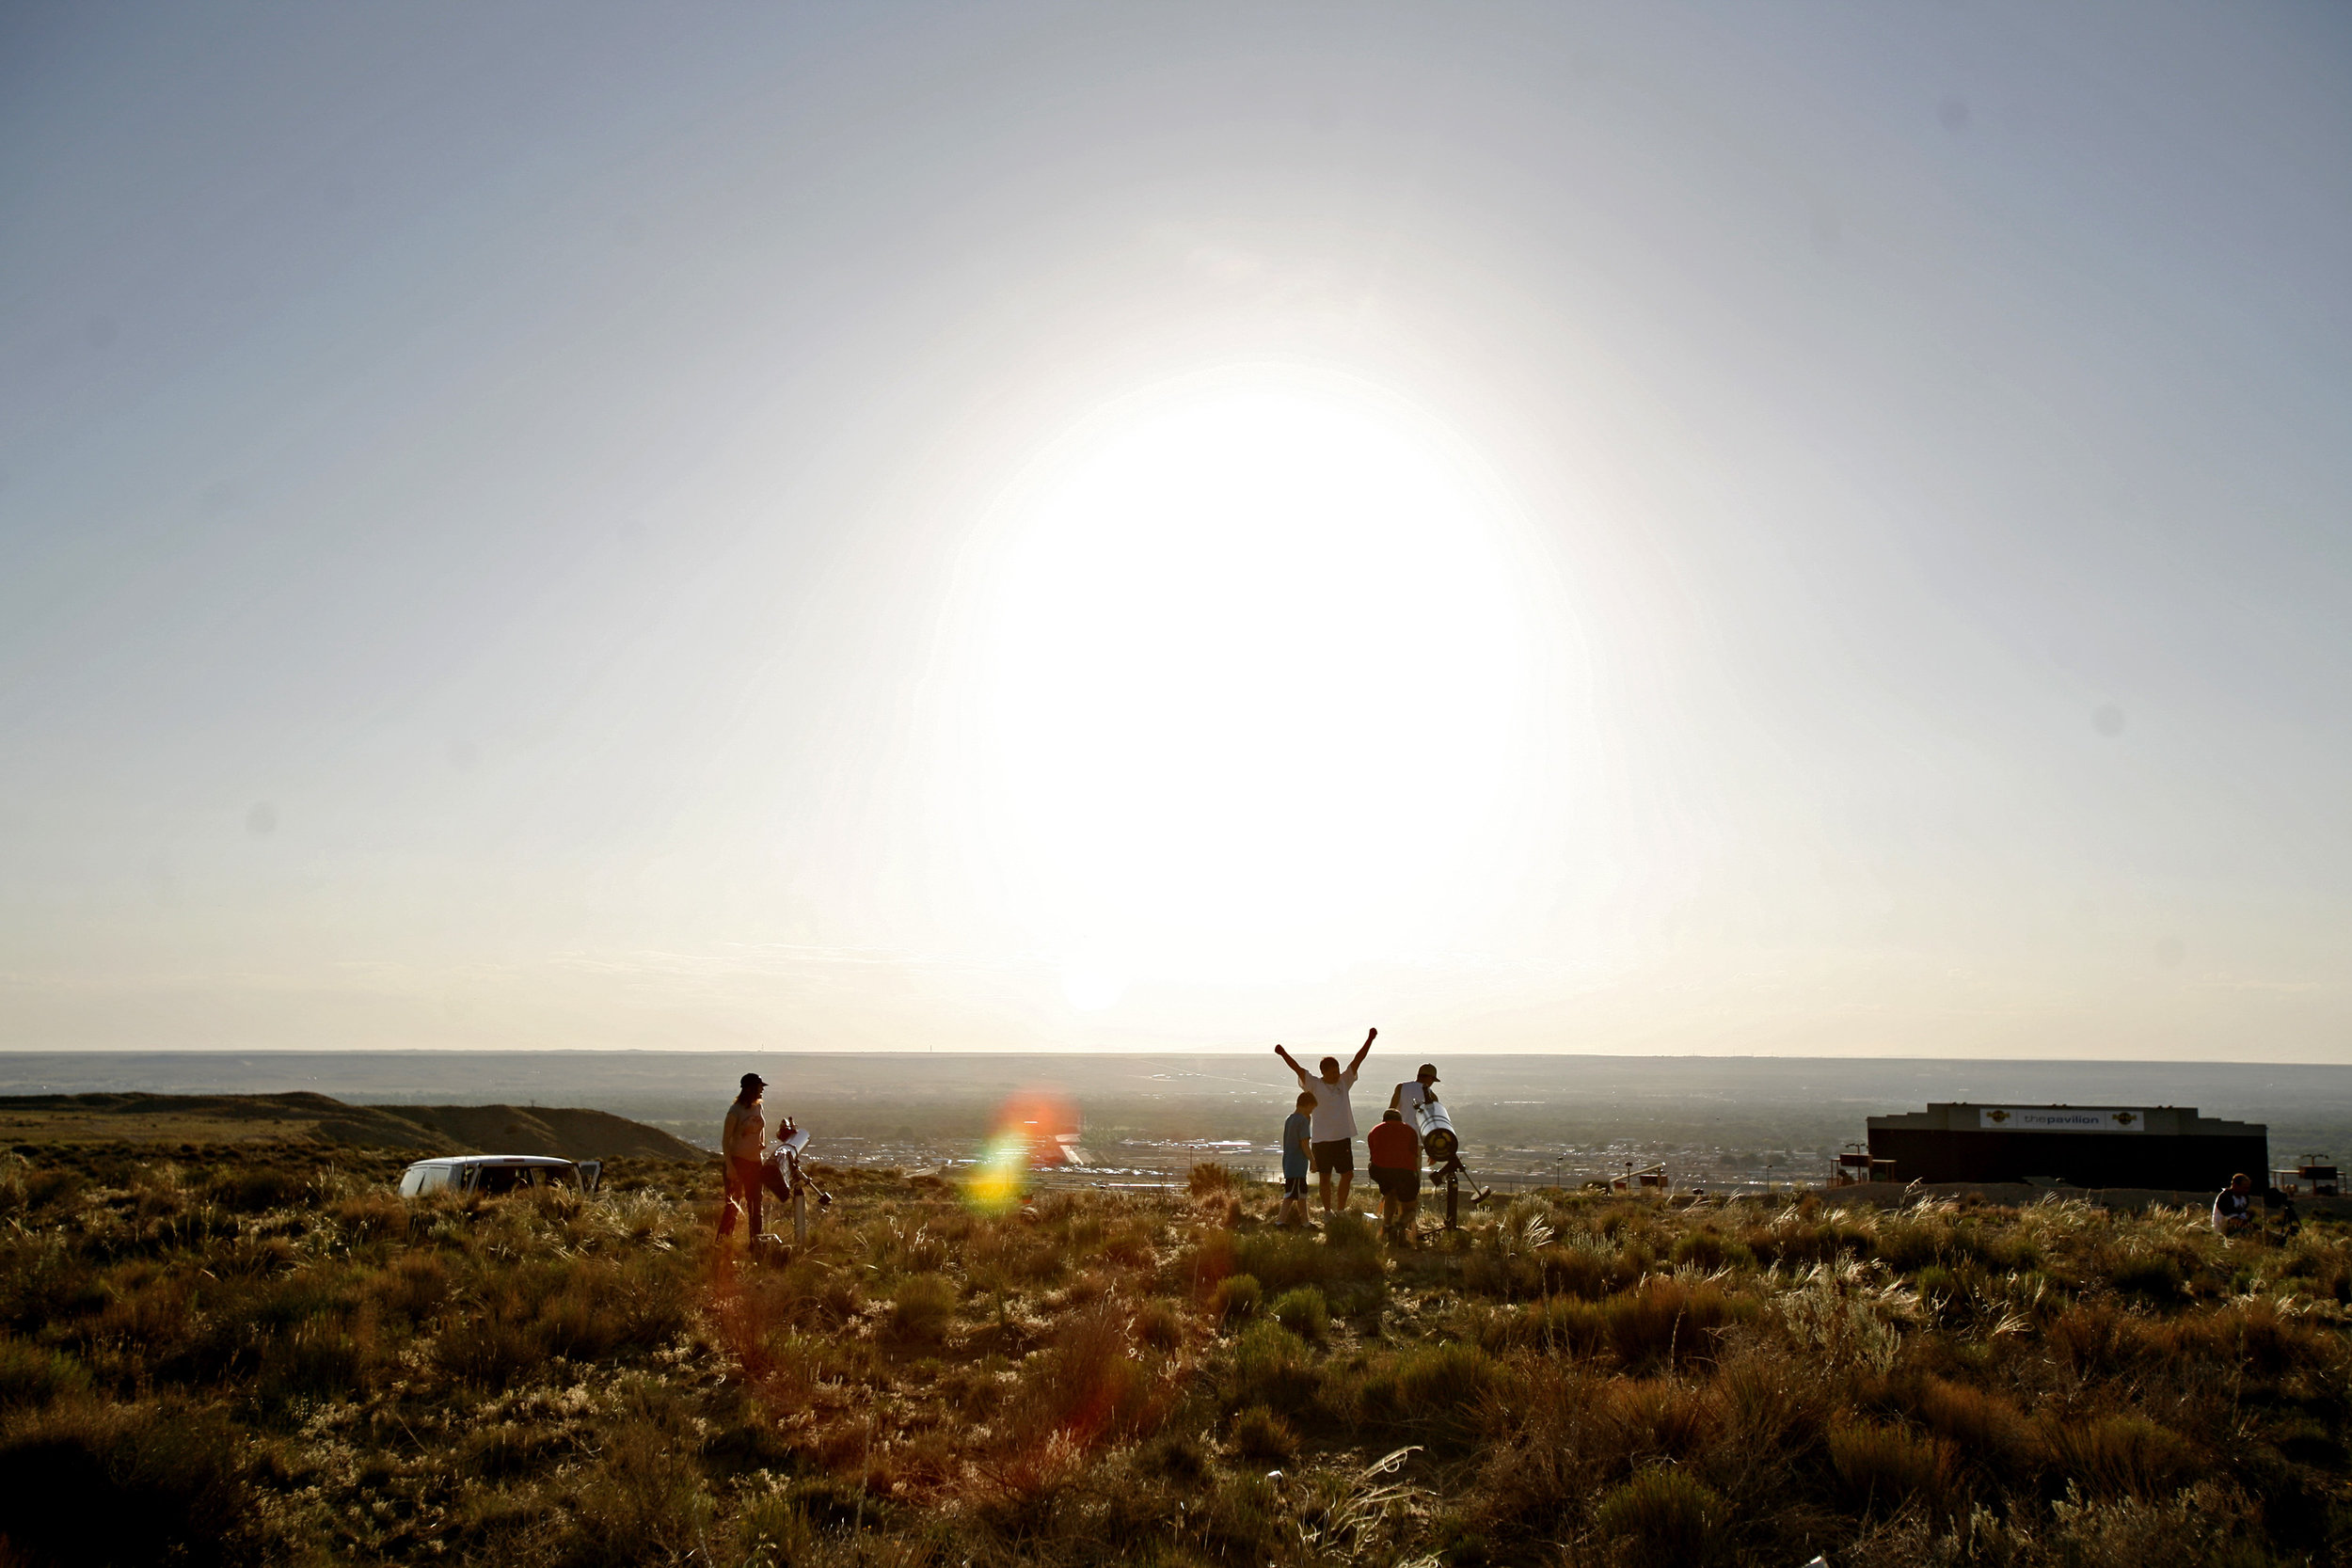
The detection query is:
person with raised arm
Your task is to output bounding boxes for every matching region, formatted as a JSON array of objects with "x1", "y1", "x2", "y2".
[{"x1": 1274, "y1": 1027, "x2": 1376, "y2": 1218}]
